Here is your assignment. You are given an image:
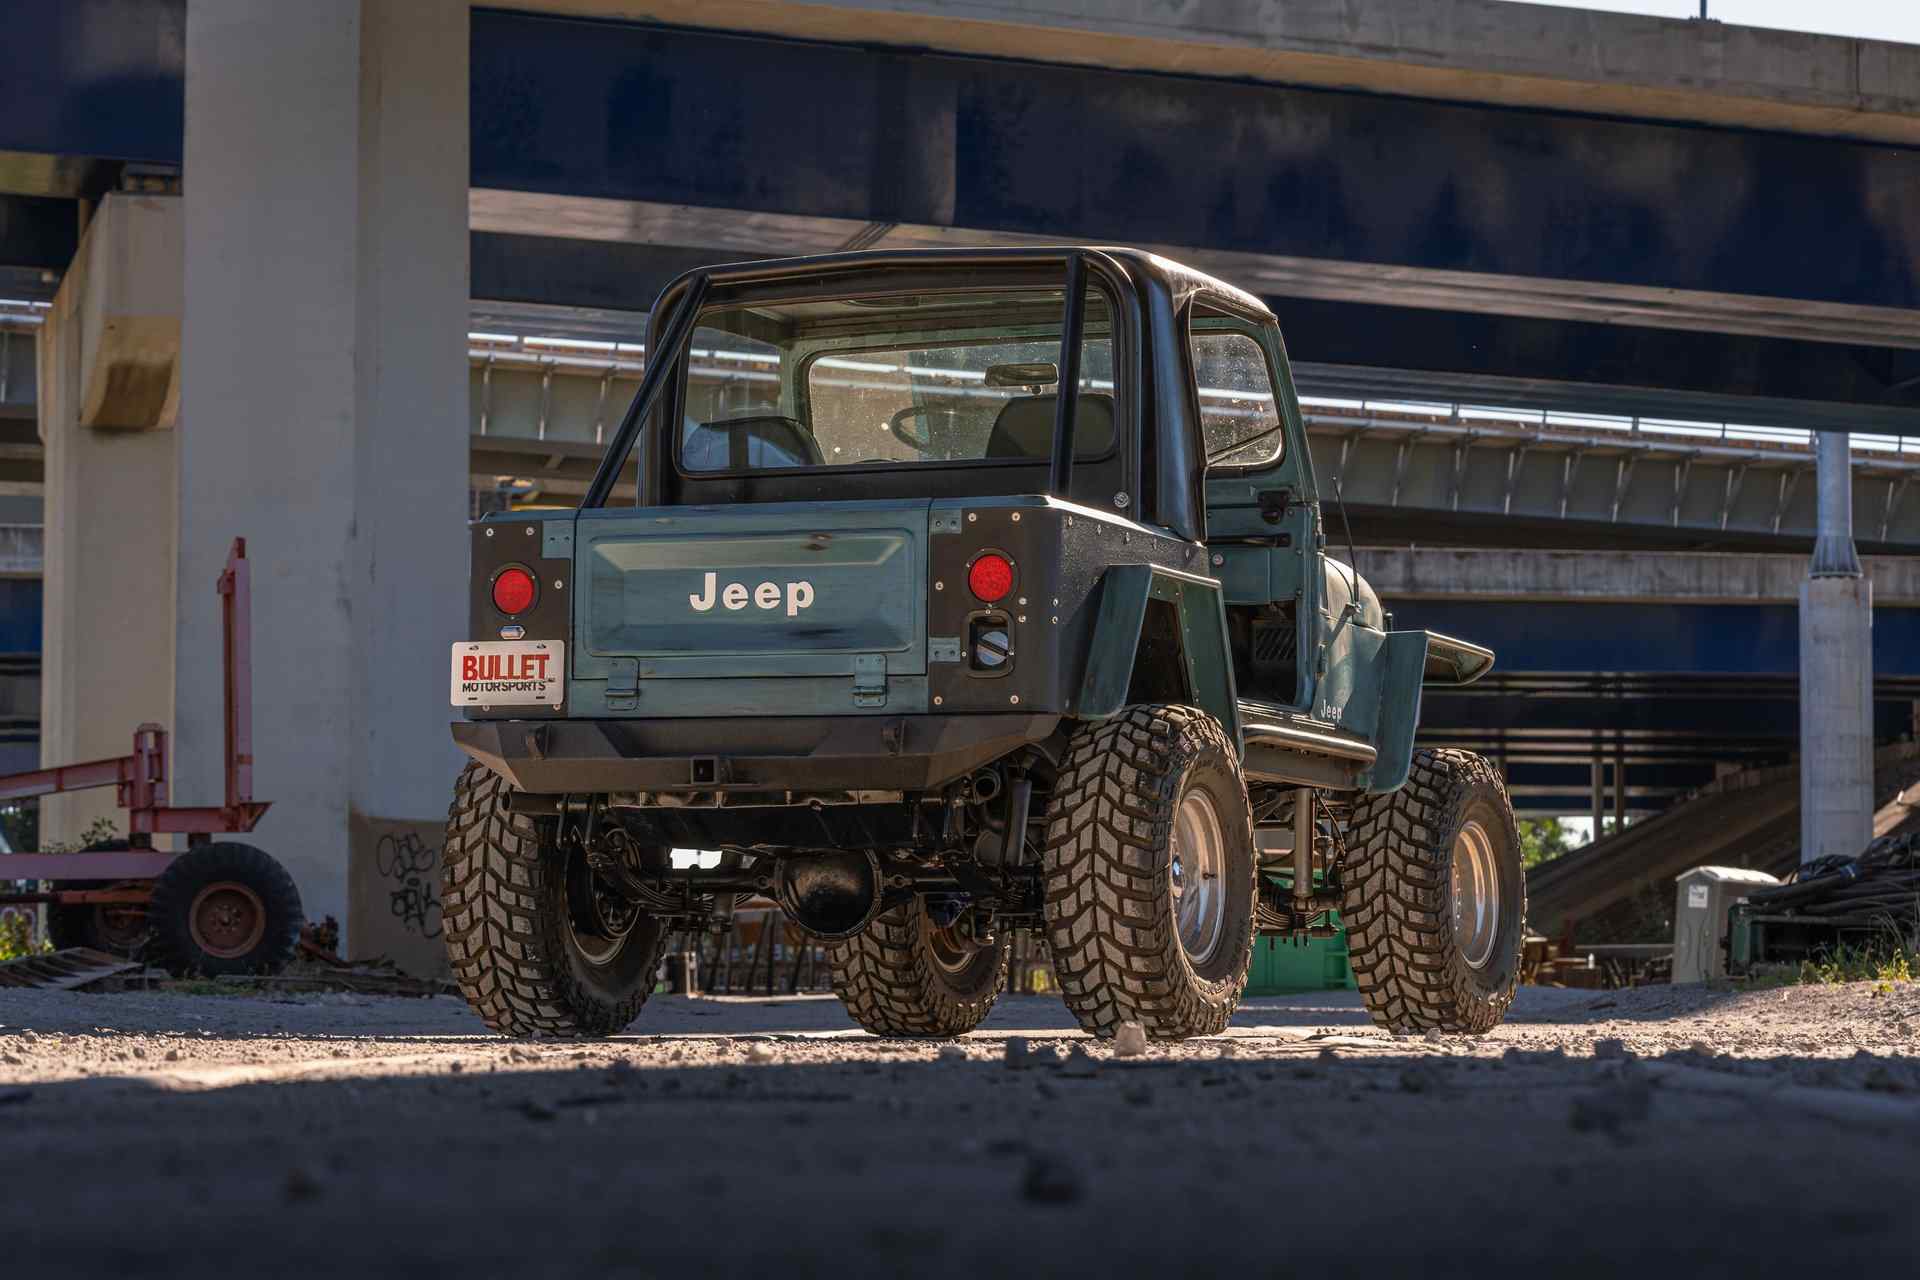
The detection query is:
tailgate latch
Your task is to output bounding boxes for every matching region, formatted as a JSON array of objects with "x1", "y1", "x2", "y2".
[{"x1": 852, "y1": 654, "x2": 888, "y2": 708}]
